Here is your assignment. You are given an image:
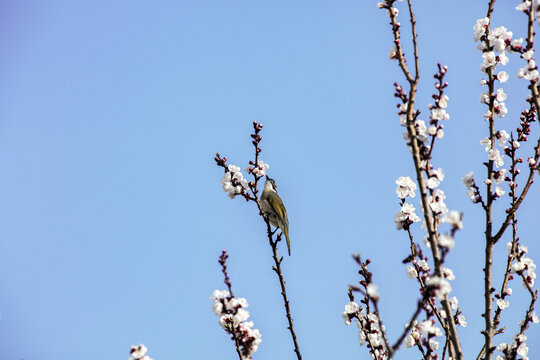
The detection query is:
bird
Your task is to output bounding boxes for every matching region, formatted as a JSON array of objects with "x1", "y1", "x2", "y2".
[{"x1": 260, "y1": 175, "x2": 291, "y2": 256}]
